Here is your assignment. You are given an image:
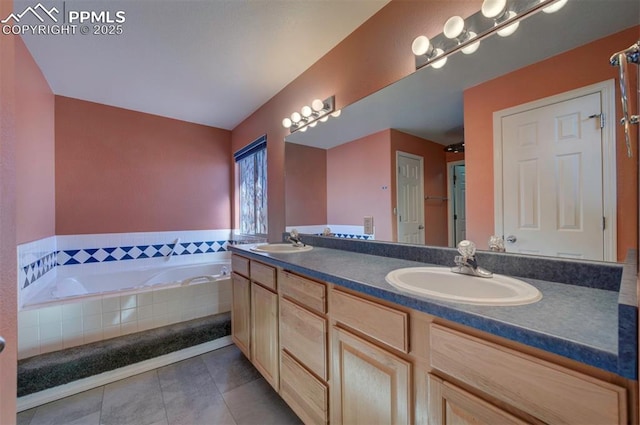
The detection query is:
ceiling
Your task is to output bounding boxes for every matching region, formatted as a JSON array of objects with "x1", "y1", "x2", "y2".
[
  {"x1": 15, "y1": 0, "x2": 390, "y2": 129},
  {"x1": 286, "y1": 0, "x2": 640, "y2": 149}
]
